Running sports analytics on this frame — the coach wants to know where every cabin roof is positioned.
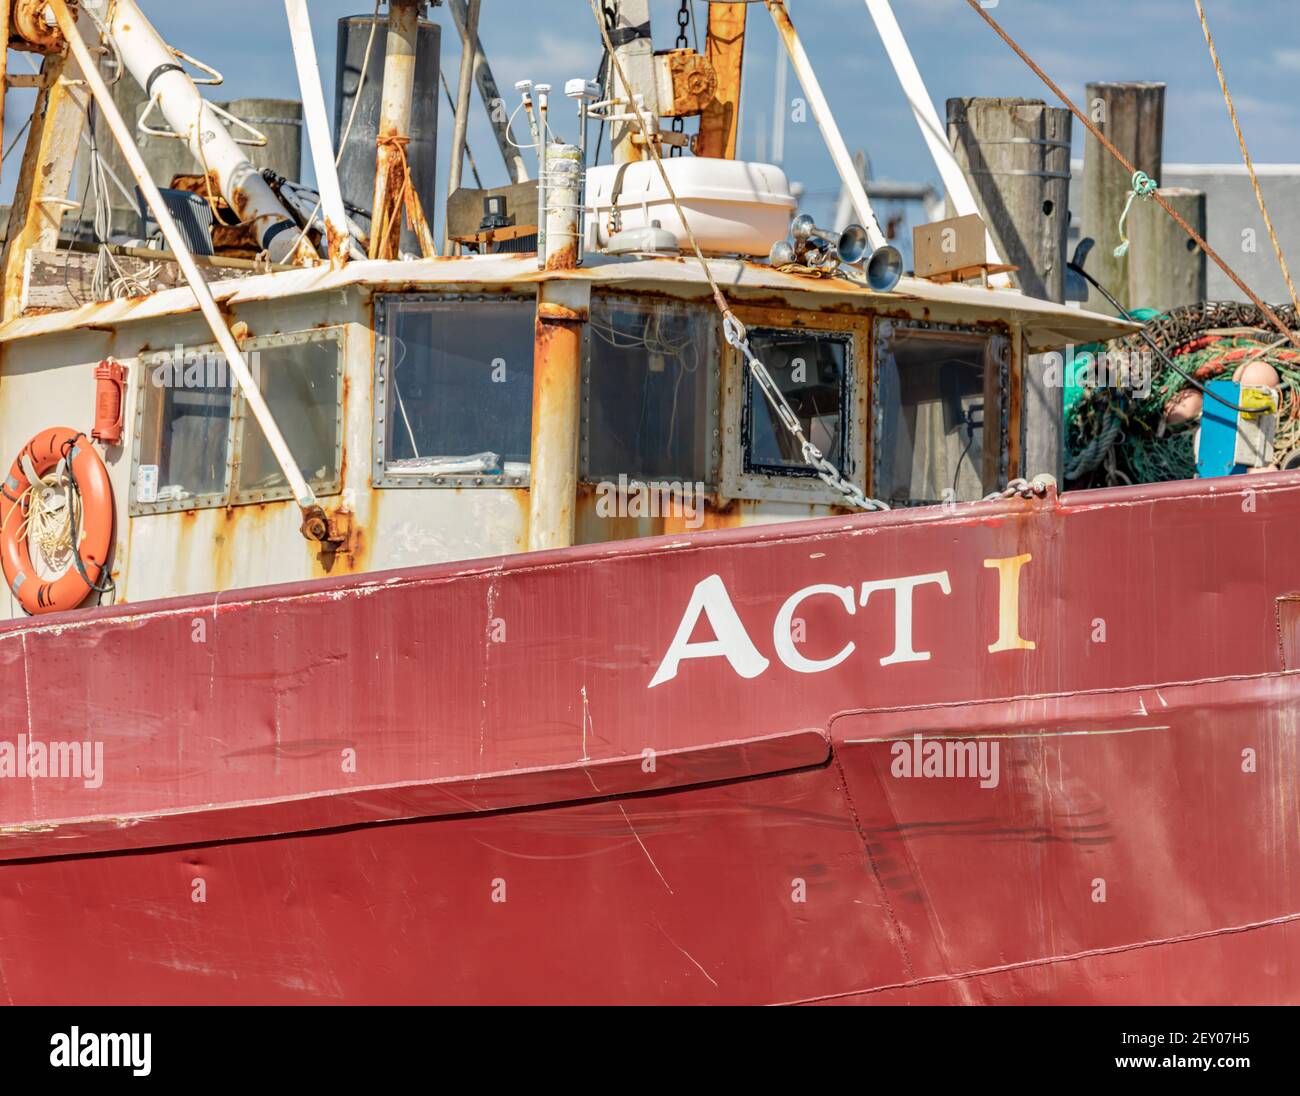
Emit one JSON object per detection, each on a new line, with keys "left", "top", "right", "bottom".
{"left": 0, "top": 252, "right": 1137, "bottom": 352}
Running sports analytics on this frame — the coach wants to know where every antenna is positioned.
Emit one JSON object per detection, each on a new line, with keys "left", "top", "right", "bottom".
{"left": 565, "top": 78, "right": 601, "bottom": 267}
{"left": 514, "top": 79, "right": 540, "bottom": 146}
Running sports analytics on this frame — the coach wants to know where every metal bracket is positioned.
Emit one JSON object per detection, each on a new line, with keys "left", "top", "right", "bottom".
{"left": 170, "top": 47, "right": 224, "bottom": 87}
{"left": 138, "top": 93, "right": 268, "bottom": 147}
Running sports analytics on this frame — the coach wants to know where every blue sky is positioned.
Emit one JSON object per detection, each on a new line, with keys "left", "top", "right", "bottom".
{"left": 3, "top": 0, "right": 1297, "bottom": 229}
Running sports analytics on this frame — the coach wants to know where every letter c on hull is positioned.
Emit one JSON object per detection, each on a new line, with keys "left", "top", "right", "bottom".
{"left": 773, "top": 584, "right": 856, "bottom": 673}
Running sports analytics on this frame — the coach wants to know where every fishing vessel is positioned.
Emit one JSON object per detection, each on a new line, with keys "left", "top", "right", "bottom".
{"left": 0, "top": 0, "right": 1296, "bottom": 1005}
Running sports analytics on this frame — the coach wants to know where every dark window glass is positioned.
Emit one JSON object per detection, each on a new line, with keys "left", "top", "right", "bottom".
{"left": 382, "top": 298, "right": 535, "bottom": 478}
{"left": 743, "top": 328, "right": 849, "bottom": 474}
{"left": 584, "top": 297, "right": 715, "bottom": 483}
{"left": 875, "top": 325, "right": 1007, "bottom": 504}
{"left": 138, "top": 360, "right": 232, "bottom": 503}
{"left": 237, "top": 339, "right": 342, "bottom": 498}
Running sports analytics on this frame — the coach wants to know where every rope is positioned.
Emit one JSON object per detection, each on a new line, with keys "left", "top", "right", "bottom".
{"left": 1065, "top": 408, "right": 1124, "bottom": 480}
{"left": 1113, "top": 170, "right": 1157, "bottom": 259}
{"left": 14, "top": 471, "right": 75, "bottom": 570}
{"left": 1194, "top": 0, "right": 1300, "bottom": 315}
{"left": 586, "top": 0, "right": 889, "bottom": 512}
{"left": 372, "top": 134, "right": 423, "bottom": 258}
{"left": 961, "top": 0, "right": 1300, "bottom": 353}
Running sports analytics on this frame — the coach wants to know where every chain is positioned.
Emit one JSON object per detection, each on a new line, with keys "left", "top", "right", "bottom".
{"left": 722, "top": 314, "right": 890, "bottom": 512}
{"left": 669, "top": 0, "right": 690, "bottom": 157}
{"left": 724, "top": 311, "right": 1058, "bottom": 511}
{"left": 586, "top": 0, "right": 1050, "bottom": 517}
{"left": 983, "top": 475, "right": 1057, "bottom": 501}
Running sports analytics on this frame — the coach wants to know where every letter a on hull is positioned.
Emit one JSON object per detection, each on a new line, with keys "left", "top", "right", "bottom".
{"left": 648, "top": 574, "right": 770, "bottom": 687}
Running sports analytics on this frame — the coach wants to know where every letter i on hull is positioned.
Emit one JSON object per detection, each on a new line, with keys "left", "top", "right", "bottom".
{"left": 984, "top": 554, "right": 1036, "bottom": 652}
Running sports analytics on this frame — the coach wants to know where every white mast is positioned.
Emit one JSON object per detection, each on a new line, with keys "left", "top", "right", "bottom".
{"left": 284, "top": 0, "right": 350, "bottom": 266}
{"left": 862, "top": 0, "right": 1010, "bottom": 284}
{"left": 766, "top": 1, "right": 887, "bottom": 251}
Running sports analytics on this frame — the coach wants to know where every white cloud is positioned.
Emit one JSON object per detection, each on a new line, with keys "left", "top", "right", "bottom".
{"left": 1272, "top": 48, "right": 1300, "bottom": 73}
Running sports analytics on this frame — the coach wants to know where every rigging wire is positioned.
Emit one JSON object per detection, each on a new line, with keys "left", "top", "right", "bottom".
{"left": 585, "top": 0, "right": 887, "bottom": 512}
{"left": 960, "top": 0, "right": 1300, "bottom": 353}
{"left": 1193, "top": 0, "right": 1299, "bottom": 315}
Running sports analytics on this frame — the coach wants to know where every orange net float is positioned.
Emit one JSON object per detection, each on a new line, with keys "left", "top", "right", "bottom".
{"left": 0, "top": 427, "right": 114, "bottom": 615}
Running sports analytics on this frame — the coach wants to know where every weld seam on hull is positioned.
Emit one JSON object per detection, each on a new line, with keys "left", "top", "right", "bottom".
{"left": 777, "top": 908, "right": 1300, "bottom": 1006}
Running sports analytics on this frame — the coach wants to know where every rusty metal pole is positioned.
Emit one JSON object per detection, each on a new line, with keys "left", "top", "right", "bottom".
{"left": 528, "top": 147, "right": 585, "bottom": 551}
{"left": 696, "top": 2, "right": 747, "bottom": 159}
{"left": 445, "top": 0, "right": 481, "bottom": 254}
{"left": 370, "top": 0, "right": 435, "bottom": 259}
{"left": 0, "top": 49, "right": 88, "bottom": 321}
{"left": 0, "top": 0, "right": 10, "bottom": 174}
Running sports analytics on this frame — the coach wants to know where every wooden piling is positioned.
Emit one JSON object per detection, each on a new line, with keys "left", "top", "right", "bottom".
{"left": 1081, "top": 81, "right": 1165, "bottom": 314}
{"left": 1128, "top": 186, "right": 1207, "bottom": 313}
{"left": 946, "top": 96, "right": 1072, "bottom": 481}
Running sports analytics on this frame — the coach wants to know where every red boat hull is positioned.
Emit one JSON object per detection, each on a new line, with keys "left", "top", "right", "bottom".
{"left": 2, "top": 475, "right": 1298, "bottom": 1004}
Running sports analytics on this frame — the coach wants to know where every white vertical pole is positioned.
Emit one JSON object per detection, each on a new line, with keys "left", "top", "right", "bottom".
{"left": 766, "top": 1, "right": 887, "bottom": 251}
{"left": 50, "top": 0, "right": 321, "bottom": 520}
{"left": 284, "top": 0, "right": 350, "bottom": 267}
{"left": 862, "top": 0, "right": 1010, "bottom": 285}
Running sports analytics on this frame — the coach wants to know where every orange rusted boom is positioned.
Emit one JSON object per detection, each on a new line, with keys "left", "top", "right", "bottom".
{"left": 696, "top": 2, "right": 747, "bottom": 159}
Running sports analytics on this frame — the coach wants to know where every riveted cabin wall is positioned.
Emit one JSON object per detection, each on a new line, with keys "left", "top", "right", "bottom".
{"left": 0, "top": 285, "right": 532, "bottom": 616}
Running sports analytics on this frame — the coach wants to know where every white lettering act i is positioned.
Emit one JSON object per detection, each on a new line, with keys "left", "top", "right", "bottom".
{"left": 648, "top": 555, "right": 1035, "bottom": 688}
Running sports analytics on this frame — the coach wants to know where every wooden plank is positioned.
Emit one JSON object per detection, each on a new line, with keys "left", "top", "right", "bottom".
{"left": 913, "top": 213, "right": 987, "bottom": 279}
{"left": 0, "top": 51, "right": 88, "bottom": 321}
{"left": 22, "top": 248, "right": 258, "bottom": 313}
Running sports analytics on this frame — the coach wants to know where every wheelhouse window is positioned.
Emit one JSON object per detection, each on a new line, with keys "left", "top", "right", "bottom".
{"left": 373, "top": 294, "right": 535, "bottom": 487}
{"left": 874, "top": 321, "right": 1008, "bottom": 505}
{"left": 742, "top": 327, "right": 850, "bottom": 475}
{"left": 233, "top": 338, "right": 342, "bottom": 503}
{"left": 582, "top": 296, "right": 718, "bottom": 484}
{"left": 132, "top": 327, "right": 344, "bottom": 513}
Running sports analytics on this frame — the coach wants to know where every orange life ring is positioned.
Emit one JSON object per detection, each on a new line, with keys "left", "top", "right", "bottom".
{"left": 0, "top": 427, "right": 114, "bottom": 614}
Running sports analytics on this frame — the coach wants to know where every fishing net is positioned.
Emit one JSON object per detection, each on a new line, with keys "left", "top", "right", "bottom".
{"left": 1064, "top": 301, "right": 1300, "bottom": 488}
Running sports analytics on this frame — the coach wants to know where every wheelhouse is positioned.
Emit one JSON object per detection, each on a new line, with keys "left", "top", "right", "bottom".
{"left": 0, "top": 252, "right": 1131, "bottom": 614}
